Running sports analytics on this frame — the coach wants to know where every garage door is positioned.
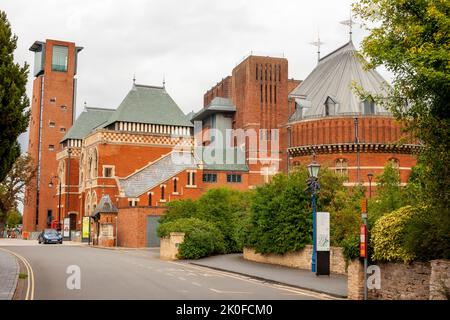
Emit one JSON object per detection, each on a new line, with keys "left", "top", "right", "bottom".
{"left": 146, "top": 216, "right": 161, "bottom": 247}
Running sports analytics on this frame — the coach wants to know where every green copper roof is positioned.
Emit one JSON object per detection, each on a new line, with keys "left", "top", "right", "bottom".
{"left": 61, "top": 107, "right": 114, "bottom": 142}
{"left": 103, "top": 84, "right": 193, "bottom": 128}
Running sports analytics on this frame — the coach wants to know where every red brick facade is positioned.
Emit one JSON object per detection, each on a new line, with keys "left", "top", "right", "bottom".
{"left": 23, "top": 40, "right": 81, "bottom": 232}
{"left": 23, "top": 40, "right": 419, "bottom": 246}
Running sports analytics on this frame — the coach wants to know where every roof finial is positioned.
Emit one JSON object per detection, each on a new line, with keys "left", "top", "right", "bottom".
{"left": 163, "top": 73, "right": 166, "bottom": 88}
{"left": 340, "top": 9, "right": 354, "bottom": 42}
{"left": 133, "top": 74, "right": 136, "bottom": 85}
{"left": 309, "top": 30, "right": 324, "bottom": 63}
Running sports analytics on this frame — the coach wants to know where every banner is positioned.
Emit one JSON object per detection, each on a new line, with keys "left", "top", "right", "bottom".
{"left": 82, "top": 217, "right": 90, "bottom": 239}
{"left": 63, "top": 218, "right": 70, "bottom": 238}
{"left": 316, "top": 212, "right": 330, "bottom": 251}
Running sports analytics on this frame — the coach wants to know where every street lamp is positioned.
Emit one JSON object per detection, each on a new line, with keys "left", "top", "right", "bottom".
{"left": 49, "top": 176, "right": 62, "bottom": 231}
{"left": 367, "top": 172, "right": 373, "bottom": 198}
{"left": 307, "top": 156, "right": 320, "bottom": 273}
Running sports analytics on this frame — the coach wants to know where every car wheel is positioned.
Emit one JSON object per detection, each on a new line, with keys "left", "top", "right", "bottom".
{"left": 38, "top": 240, "right": 41, "bottom": 244}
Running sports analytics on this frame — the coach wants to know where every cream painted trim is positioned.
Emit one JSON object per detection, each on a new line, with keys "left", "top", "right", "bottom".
{"left": 343, "top": 182, "right": 408, "bottom": 187}
{"left": 328, "top": 166, "right": 412, "bottom": 171}
{"left": 185, "top": 185, "right": 197, "bottom": 188}
{"left": 247, "top": 158, "right": 281, "bottom": 162}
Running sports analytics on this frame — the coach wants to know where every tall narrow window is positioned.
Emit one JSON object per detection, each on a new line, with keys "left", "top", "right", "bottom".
{"left": 274, "top": 85, "right": 277, "bottom": 104}
{"left": 265, "top": 64, "right": 267, "bottom": 80}
{"left": 260, "top": 84, "right": 263, "bottom": 103}
{"left": 269, "top": 85, "right": 272, "bottom": 103}
{"left": 52, "top": 45, "right": 68, "bottom": 72}
{"left": 173, "top": 179, "right": 178, "bottom": 193}
{"left": 161, "top": 186, "right": 165, "bottom": 200}
{"left": 269, "top": 65, "right": 272, "bottom": 81}
{"left": 148, "top": 193, "right": 152, "bottom": 206}
{"left": 265, "top": 84, "right": 267, "bottom": 103}
{"left": 187, "top": 171, "right": 196, "bottom": 186}
{"left": 256, "top": 64, "right": 258, "bottom": 80}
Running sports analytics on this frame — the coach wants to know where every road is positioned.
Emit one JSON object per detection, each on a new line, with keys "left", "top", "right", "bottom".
{"left": 0, "top": 240, "right": 327, "bottom": 300}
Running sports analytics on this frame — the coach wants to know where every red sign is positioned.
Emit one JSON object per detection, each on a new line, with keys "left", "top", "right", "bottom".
{"left": 360, "top": 224, "right": 367, "bottom": 258}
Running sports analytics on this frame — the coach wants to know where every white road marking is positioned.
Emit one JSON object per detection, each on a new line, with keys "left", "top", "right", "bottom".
{"left": 210, "top": 288, "right": 252, "bottom": 295}
{"left": 0, "top": 248, "right": 35, "bottom": 300}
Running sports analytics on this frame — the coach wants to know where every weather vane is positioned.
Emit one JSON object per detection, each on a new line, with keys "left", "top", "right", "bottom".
{"left": 340, "top": 9, "right": 354, "bottom": 41}
{"left": 309, "top": 31, "right": 324, "bottom": 62}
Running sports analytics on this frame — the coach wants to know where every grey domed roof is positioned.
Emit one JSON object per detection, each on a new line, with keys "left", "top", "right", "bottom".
{"left": 289, "top": 41, "right": 390, "bottom": 122}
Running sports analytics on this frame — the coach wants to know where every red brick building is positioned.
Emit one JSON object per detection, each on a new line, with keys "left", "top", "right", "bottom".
{"left": 23, "top": 39, "right": 420, "bottom": 246}
{"left": 23, "top": 40, "right": 83, "bottom": 232}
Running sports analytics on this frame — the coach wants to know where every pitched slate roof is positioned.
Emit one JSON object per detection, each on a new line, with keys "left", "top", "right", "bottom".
{"left": 61, "top": 107, "right": 114, "bottom": 142}
{"left": 191, "top": 97, "right": 236, "bottom": 122}
{"left": 103, "top": 84, "right": 193, "bottom": 128}
{"left": 92, "top": 194, "right": 118, "bottom": 215}
{"left": 118, "top": 152, "right": 198, "bottom": 198}
{"left": 289, "top": 41, "right": 390, "bottom": 122}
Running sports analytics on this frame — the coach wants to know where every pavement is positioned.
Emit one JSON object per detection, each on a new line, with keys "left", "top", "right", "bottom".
{"left": 0, "top": 249, "right": 19, "bottom": 300}
{"left": 188, "top": 254, "right": 347, "bottom": 298}
{"left": 0, "top": 239, "right": 332, "bottom": 300}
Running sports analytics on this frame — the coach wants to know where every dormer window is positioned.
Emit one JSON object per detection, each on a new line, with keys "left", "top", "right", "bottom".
{"left": 363, "top": 97, "right": 375, "bottom": 115}
{"left": 324, "top": 96, "right": 337, "bottom": 116}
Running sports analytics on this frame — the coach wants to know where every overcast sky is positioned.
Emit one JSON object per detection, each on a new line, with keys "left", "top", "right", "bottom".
{"left": 2, "top": 0, "right": 390, "bottom": 152}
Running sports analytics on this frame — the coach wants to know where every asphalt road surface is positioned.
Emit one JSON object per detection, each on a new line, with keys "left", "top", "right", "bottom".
{"left": 0, "top": 241, "right": 329, "bottom": 300}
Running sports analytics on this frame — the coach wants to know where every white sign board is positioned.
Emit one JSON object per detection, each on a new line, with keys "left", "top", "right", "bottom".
{"left": 316, "top": 212, "right": 330, "bottom": 251}
{"left": 63, "top": 218, "right": 70, "bottom": 237}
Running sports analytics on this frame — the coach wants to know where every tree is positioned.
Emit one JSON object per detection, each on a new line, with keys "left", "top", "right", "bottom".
{"left": 0, "top": 153, "right": 36, "bottom": 226}
{"left": 353, "top": 0, "right": 450, "bottom": 212}
{"left": 6, "top": 209, "right": 21, "bottom": 227}
{"left": 0, "top": 11, "right": 30, "bottom": 182}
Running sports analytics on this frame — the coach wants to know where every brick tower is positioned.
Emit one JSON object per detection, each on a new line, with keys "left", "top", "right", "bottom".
{"left": 23, "top": 40, "right": 82, "bottom": 232}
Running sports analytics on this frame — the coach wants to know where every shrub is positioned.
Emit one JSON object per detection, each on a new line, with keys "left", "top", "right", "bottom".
{"left": 402, "top": 208, "right": 450, "bottom": 261}
{"left": 247, "top": 172, "right": 311, "bottom": 254}
{"left": 159, "top": 199, "right": 198, "bottom": 224}
{"left": 342, "top": 234, "right": 360, "bottom": 261}
{"left": 197, "top": 188, "right": 252, "bottom": 253}
{"left": 371, "top": 206, "right": 419, "bottom": 263}
{"left": 157, "top": 218, "right": 225, "bottom": 259}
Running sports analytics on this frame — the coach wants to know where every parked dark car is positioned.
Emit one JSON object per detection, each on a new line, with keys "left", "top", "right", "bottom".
{"left": 38, "top": 229, "right": 63, "bottom": 244}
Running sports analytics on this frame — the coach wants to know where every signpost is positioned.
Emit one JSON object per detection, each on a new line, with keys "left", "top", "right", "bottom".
{"left": 82, "top": 216, "right": 90, "bottom": 242}
{"left": 361, "top": 198, "right": 368, "bottom": 300}
{"left": 63, "top": 217, "right": 70, "bottom": 240}
{"left": 316, "top": 211, "right": 330, "bottom": 275}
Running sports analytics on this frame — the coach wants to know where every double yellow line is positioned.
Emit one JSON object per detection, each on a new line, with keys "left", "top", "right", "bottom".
{"left": 0, "top": 248, "right": 35, "bottom": 300}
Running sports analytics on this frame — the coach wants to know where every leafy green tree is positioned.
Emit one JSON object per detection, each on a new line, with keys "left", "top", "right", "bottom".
{"left": 0, "top": 153, "right": 35, "bottom": 226}
{"left": 369, "top": 162, "right": 404, "bottom": 223}
{"left": 197, "top": 188, "right": 252, "bottom": 252}
{"left": 0, "top": 11, "right": 30, "bottom": 182}
{"left": 247, "top": 171, "right": 311, "bottom": 254}
{"left": 6, "top": 209, "right": 21, "bottom": 227}
{"left": 159, "top": 199, "right": 198, "bottom": 224}
{"left": 354, "top": 0, "right": 450, "bottom": 215}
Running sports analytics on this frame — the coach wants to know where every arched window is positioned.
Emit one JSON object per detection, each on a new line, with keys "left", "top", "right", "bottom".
{"left": 161, "top": 186, "right": 165, "bottom": 200}
{"left": 335, "top": 159, "right": 348, "bottom": 179}
{"left": 363, "top": 97, "right": 375, "bottom": 115}
{"left": 148, "top": 193, "right": 152, "bottom": 206}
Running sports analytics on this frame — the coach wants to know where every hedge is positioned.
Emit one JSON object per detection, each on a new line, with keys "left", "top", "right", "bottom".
{"left": 157, "top": 218, "right": 225, "bottom": 259}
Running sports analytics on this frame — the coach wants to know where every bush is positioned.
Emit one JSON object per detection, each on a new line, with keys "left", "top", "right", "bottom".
{"left": 157, "top": 218, "right": 225, "bottom": 259}
{"left": 159, "top": 199, "right": 198, "bottom": 224}
{"left": 402, "top": 208, "right": 450, "bottom": 261}
{"left": 371, "top": 206, "right": 419, "bottom": 263}
{"left": 247, "top": 172, "right": 311, "bottom": 255}
{"left": 196, "top": 188, "right": 252, "bottom": 253}
{"left": 342, "top": 234, "right": 360, "bottom": 261}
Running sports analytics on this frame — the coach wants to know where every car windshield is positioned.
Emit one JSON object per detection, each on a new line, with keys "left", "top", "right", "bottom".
{"left": 44, "top": 229, "right": 58, "bottom": 235}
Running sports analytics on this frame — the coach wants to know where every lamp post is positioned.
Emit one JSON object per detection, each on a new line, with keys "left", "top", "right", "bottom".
{"left": 307, "top": 156, "right": 321, "bottom": 273}
{"left": 367, "top": 172, "right": 373, "bottom": 198}
{"left": 48, "top": 176, "right": 62, "bottom": 231}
